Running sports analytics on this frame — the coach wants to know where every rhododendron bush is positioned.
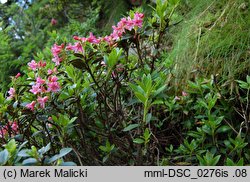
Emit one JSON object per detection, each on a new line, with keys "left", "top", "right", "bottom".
{"left": 0, "top": 7, "right": 172, "bottom": 165}
{"left": 1, "top": 0, "right": 249, "bottom": 166}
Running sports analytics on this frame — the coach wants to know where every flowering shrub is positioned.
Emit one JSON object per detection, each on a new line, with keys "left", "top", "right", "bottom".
{"left": 1, "top": 10, "right": 152, "bottom": 165}
{"left": 0, "top": 0, "right": 249, "bottom": 166}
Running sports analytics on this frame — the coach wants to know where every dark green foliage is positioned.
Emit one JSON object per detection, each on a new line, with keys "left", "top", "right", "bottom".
{"left": 0, "top": 0, "right": 249, "bottom": 166}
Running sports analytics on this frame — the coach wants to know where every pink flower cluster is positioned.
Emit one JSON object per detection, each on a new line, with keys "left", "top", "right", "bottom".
{"left": 64, "top": 12, "right": 145, "bottom": 55}
{"left": 28, "top": 60, "right": 47, "bottom": 71}
{"left": 0, "top": 121, "right": 18, "bottom": 138}
{"left": 7, "top": 87, "right": 15, "bottom": 100}
{"left": 7, "top": 12, "right": 144, "bottom": 112}
{"left": 25, "top": 59, "right": 61, "bottom": 111}
{"left": 66, "top": 42, "right": 83, "bottom": 53}
{"left": 51, "top": 44, "right": 64, "bottom": 65}
{"left": 110, "top": 12, "right": 144, "bottom": 41}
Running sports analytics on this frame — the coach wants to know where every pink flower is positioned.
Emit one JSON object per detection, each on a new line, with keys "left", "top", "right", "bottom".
{"left": 73, "top": 36, "right": 87, "bottom": 43}
{"left": 36, "top": 77, "right": 46, "bottom": 85}
{"left": 81, "top": 37, "right": 87, "bottom": 42}
{"left": 7, "top": 87, "right": 15, "bottom": 100}
{"left": 26, "top": 101, "right": 36, "bottom": 111}
{"left": 0, "top": 127, "right": 7, "bottom": 138}
{"left": 47, "top": 67, "right": 57, "bottom": 75}
{"left": 73, "top": 36, "right": 81, "bottom": 41}
{"left": 37, "top": 96, "right": 49, "bottom": 109}
{"left": 110, "top": 30, "right": 123, "bottom": 40}
{"left": 111, "top": 23, "right": 125, "bottom": 40}
{"left": 49, "top": 76, "right": 58, "bottom": 82}
{"left": 11, "top": 121, "right": 18, "bottom": 132}
{"left": 124, "top": 17, "right": 134, "bottom": 31}
{"left": 66, "top": 42, "right": 83, "bottom": 53}
{"left": 87, "top": 32, "right": 100, "bottom": 44}
{"left": 28, "top": 60, "right": 38, "bottom": 71}
{"left": 29, "top": 84, "right": 42, "bottom": 95}
{"left": 118, "top": 18, "right": 127, "bottom": 27}
{"left": 47, "top": 69, "right": 53, "bottom": 75}
{"left": 182, "top": 91, "right": 188, "bottom": 97}
{"left": 48, "top": 117, "right": 52, "bottom": 121}
{"left": 51, "top": 43, "right": 64, "bottom": 58}
{"left": 15, "top": 73, "right": 21, "bottom": 79}
{"left": 134, "top": 12, "right": 144, "bottom": 19}
{"left": 51, "top": 18, "right": 57, "bottom": 25}
{"left": 47, "top": 82, "right": 60, "bottom": 92}
{"left": 52, "top": 56, "right": 62, "bottom": 66}
{"left": 101, "top": 60, "right": 106, "bottom": 66}
{"left": 133, "top": 12, "right": 144, "bottom": 28}
{"left": 38, "top": 60, "right": 47, "bottom": 68}
{"left": 103, "top": 35, "right": 113, "bottom": 45}
{"left": 174, "top": 96, "right": 181, "bottom": 101}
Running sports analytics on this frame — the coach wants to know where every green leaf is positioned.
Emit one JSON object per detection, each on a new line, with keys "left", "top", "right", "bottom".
{"left": 0, "top": 149, "right": 9, "bottom": 165}
{"left": 169, "top": 0, "right": 179, "bottom": 6}
{"left": 59, "top": 162, "right": 77, "bottom": 166}
{"left": 153, "top": 85, "right": 167, "bottom": 97}
{"left": 143, "top": 74, "right": 153, "bottom": 93}
{"left": 236, "top": 80, "right": 249, "bottom": 89}
{"left": 226, "top": 158, "right": 235, "bottom": 166}
{"left": 69, "top": 117, "right": 78, "bottom": 125}
{"left": 133, "top": 138, "right": 144, "bottom": 144}
{"left": 59, "top": 148, "right": 72, "bottom": 158}
{"left": 65, "top": 65, "right": 75, "bottom": 80}
{"left": 59, "top": 92, "right": 70, "bottom": 100}
{"left": 202, "top": 125, "right": 212, "bottom": 135}
{"left": 106, "top": 48, "right": 122, "bottom": 68}
{"left": 99, "top": 146, "right": 107, "bottom": 152}
{"left": 197, "top": 155, "right": 206, "bottom": 166}
{"left": 134, "top": 92, "right": 147, "bottom": 104}
{"left": 48, "top": 148, "right": 72, "bottom": 164}
{"left": 123, "top": 124, "right": 140, "bottom": 132}
{"left": 13, "top": 101, "right": 18, "bottom": 108}
{"left": 5, "top": 139, "right": 16, "bottom": 154}
{"left": 22, "top": 158, "right": 38, "bottom": 166}
{"left": 146, "top": 113, "right": 152, "bottom": 124}
{"left": 38, "top": 143, "right": 51, "bottom": 155}
{"left": 246, "top": 75, "right": 250, "bottom": 84}
{"left": 197, "top": 99, "right": 208, "bottom": 109}
{"left": 70, "top": 59, "right": 86, "bottom": 69}
{"left": 152, "top": 100, "right": 164, "bottom": 105}
{"left": 216, "top": 125, "right": 231, "bottom": 133}
{"left": 103, "top": 155, "right": 109, "bottom": 163}
{"left": 0, "top": 93, "right": 5, "bottom": 104}
{"left": 237, "top": 158, "right": 244, "bottom": 166}
{"left": 188, "top": 81, "right": 199, "bottom": 90}
{"left": 129, "top": 83, "right": 145, "bottom": 95}
{"left": 18, "top": 149, "right": 31, "bottom": 157}
{"left": 74, "top": 53, "right": 84, "bottom": 58}
{"left": 143, "top": 128, "right": 151, "bottom": 141}
{"left": 52, "top": 115, "right": 58, "bottom": 122}
{"left": 211, "top": 155, "right": 221, "bottom": 166}
{"left": 225, "top": 158, "right": 243, "bottom": 166}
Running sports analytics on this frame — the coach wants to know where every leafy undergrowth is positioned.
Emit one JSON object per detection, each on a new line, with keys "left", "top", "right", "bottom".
{"left": 0, "top": 0, "right": 249, "bottom": 166}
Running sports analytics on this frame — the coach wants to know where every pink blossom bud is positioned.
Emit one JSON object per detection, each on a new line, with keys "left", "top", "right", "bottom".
{"left": 51, "top": 18, "right": 57, "bottom": 25}
{"left": 182, "top": 91, "right": 188, "bottom": 97}
{"left": 15, "top": 73, "right": 21, "bottom": 79}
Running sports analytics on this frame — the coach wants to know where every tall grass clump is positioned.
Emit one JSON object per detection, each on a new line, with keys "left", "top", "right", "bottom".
{"left": 169, "top": 0, "right": 250, "bottom": 92}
